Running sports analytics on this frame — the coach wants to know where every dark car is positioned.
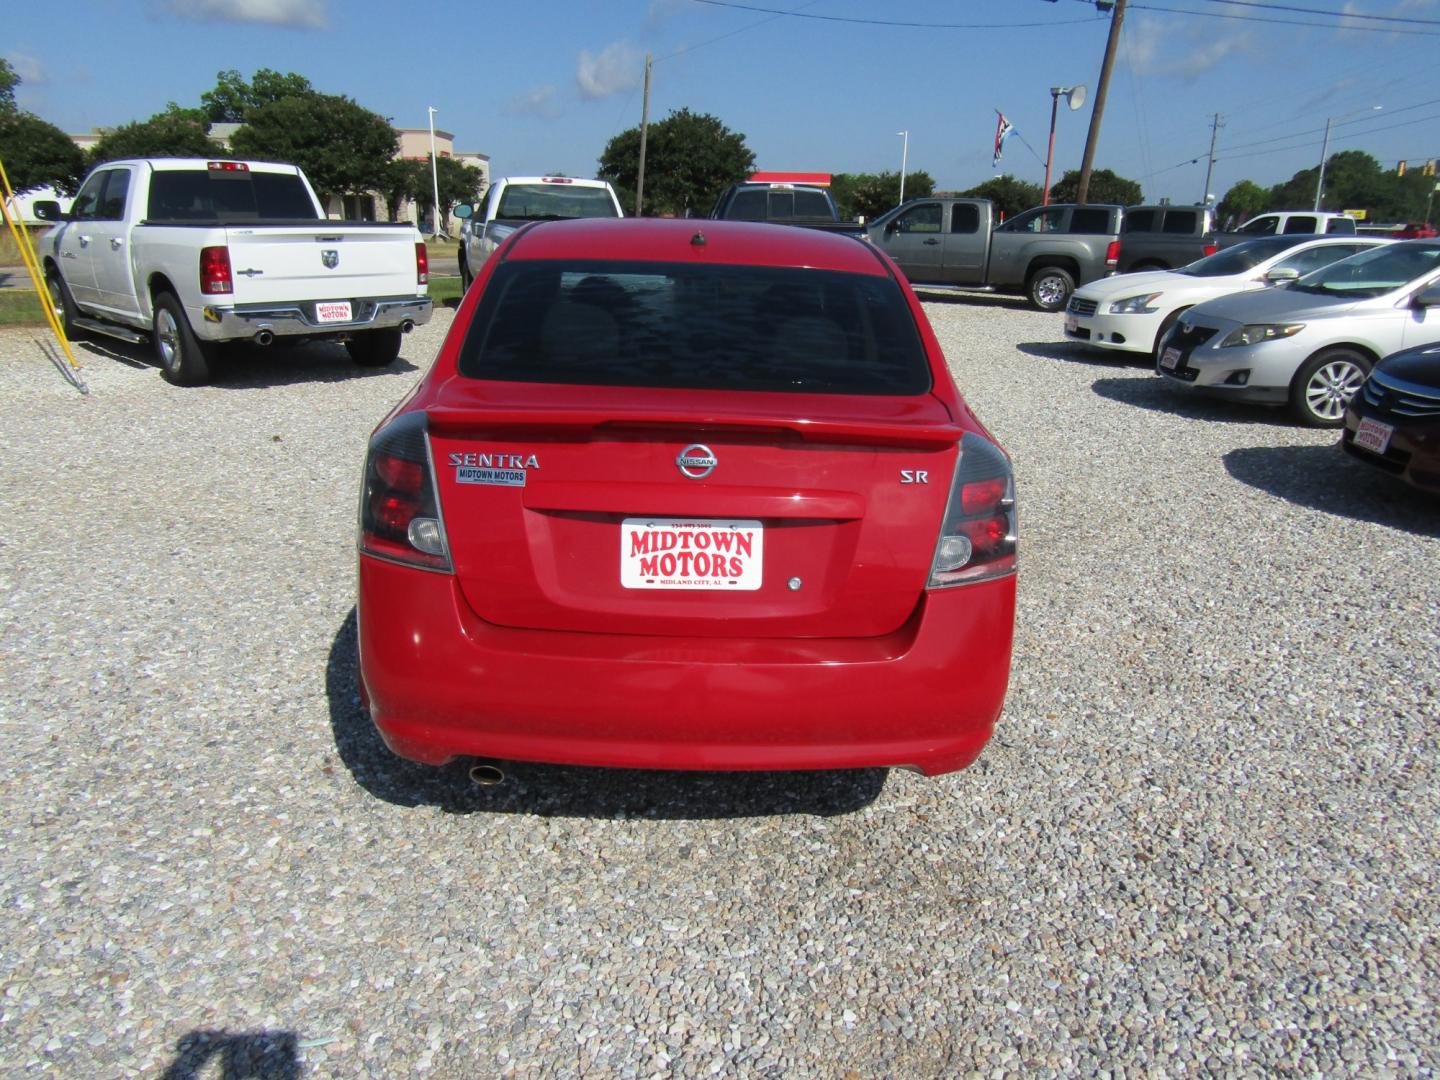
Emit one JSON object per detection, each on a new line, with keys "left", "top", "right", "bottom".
{"left": 1341, "top": 342, "right": 1440, "bottom": 493}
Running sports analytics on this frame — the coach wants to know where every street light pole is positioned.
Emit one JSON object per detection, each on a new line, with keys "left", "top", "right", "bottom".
{"left": 427, "top": 106, "right": 441, "bottom": 238}
{"left": 1315, "top": 105, "right": 1381, "bottom": 211}
{"left": 897, "top": 131, "right": 909, "bottom": 205}
{"left": 1043, "top": 88, "right": 1062, "bottom": 207}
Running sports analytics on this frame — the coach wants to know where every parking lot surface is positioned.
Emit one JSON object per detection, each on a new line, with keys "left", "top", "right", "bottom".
{"left": 1, "top": 299, "right": 1436, "bottom": 1077}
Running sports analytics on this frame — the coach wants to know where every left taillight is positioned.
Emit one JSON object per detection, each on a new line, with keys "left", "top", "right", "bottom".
{"left": 927, "top": 433, "right": 1017, "bottom": 589}
{"left": 415, "top": 242, "right": 429, "bottom": 286}
{"left": 1105, "top": 240, "right": 1120, "bottom": 268}
{"left": 200, "top": 245, "right": 233, "bottom": 295}
{"left": 359, "top": 413, "right": 451, "bottom": 572}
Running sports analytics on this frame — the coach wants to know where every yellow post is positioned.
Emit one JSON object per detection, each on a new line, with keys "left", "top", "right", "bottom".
{"left": 0, "top": 156, "right": 83, "bottom": 373}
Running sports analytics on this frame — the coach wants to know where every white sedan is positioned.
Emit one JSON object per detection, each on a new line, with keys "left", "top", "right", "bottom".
{"left": 1062, "top": 236, "right": 1387, "bottom": 360}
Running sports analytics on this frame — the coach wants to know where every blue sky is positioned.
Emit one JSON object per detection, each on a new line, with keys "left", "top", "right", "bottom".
{"left": 5, "top": 0, "right": 1439, "bottom": 204}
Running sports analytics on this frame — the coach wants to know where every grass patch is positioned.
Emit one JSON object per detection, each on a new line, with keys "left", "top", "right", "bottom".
{"left": 429, "top": 277, "right": 463, "bottom": 305}
{"left": 0, "top": 289, "right": 50, "bottom": 328}
{"left": 0, "top": 226, "right": 49, "bottom": 267}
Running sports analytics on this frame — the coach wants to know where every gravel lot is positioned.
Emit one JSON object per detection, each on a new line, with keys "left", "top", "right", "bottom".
{"left": 1, "top": 296, "right": 1436, "bottom": 1078}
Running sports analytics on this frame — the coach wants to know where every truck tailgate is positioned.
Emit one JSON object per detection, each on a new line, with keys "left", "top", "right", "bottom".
{"left": 224, "top": 226, "right": 418, "bottom": 305}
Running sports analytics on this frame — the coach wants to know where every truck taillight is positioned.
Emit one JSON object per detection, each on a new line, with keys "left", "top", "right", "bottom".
{"left": 200, "top": 246, "right": 233, "bottom": 295}
{"left": 928, "top": 433, "right": 1017, "bottom": 589}
{"left": 359, "top": 413, "right": 451, "bottom": 572}
{"left": 415, "top": 242, "right": 429, "bottom": 285}
{"left": 1105, "top": 240, "right": 1120, "bottom": 268}
{"left": 1202, "top": 242, "right": 1217, "bottom": 257}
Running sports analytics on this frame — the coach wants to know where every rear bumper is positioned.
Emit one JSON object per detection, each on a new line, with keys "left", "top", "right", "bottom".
{"left": 198, "top": 295, "right": 433, "bottom": 342}
{"left": 356, "top": 557, "right": 1015, "bottom": 776}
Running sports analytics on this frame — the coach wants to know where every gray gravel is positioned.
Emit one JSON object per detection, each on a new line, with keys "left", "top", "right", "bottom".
{"left": 1, "top": 297, "right": 1437, "bottom": 1078}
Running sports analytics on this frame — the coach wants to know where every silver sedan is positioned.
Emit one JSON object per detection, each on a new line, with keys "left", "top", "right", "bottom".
{"left": 1156, "top": 240, "right": 1440, "bottom": 425}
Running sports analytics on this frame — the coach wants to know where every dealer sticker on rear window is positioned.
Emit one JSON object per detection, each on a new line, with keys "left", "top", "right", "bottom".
{"left": 621, "top": 518, "right": 763, "bottom": 590}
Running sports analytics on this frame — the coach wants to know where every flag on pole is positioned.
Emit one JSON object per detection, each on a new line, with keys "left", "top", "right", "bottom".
{"left": 993, "top": 111, "right": 1014, "bottom": 168}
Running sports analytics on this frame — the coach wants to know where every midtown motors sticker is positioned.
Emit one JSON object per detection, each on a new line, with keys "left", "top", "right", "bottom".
{"left": 449, "top": 451, "right": 539, "bottom": 488}
{"left": 620, "top": 518, "right": 763, "bottom": 590}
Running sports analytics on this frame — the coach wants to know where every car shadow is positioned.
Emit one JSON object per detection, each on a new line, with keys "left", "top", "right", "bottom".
{"left": 912, "top": 288, "right": 1032, "bottom": 312}
{"left": 71, "top": 336, "right": 419, "bottom": 387}
{"left": 1223, "top": 443, "right": 1440, "bottom": 536}
{"left": 1090, "top": 375, "right": 1299, "bottom": 426}
{"left": 160, "top": 1028, "right": 301, "bottom": 1080}
{"left": 1016, "top": 341, "right": 1154, "bottom": 369}
{"left": 326, "top": 609, "right": 888, "bottom": 819}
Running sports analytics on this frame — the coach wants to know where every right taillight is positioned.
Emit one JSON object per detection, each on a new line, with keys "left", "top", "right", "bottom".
{"left": 1202, "top": 242, "right": 1217, "bottom": 257}
{"left": 415, "top": 241, "right": 429, "bottom": 285}
{"left": 928, "top": 433, "right": 1017, "bottom": 588}
{"left": 359, "top": 413, "right": 451, "bottom": 572}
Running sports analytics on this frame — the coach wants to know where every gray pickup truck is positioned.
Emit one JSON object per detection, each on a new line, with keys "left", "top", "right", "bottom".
{"left": 1114, "top": 204, "right": 1218, "bottom": 272}
{"left": 866, "top": 199, "right": 1122, "bottom": 311}
{"left": 709, "top": 182, "right": 866, "bottom": 237}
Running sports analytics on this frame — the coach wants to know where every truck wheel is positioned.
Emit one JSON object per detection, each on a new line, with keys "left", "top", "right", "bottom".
{"left": 1028, "top": 267, "right": 1075, "bottom": 312}
{"left": 346, "top": 328, "right": 403, "bottom": 367}
{"left": 46, "top": 266, "right": 80, "bottom": 337}
{"left": 1289, "top": 347, "right": 1370, "bottom": 427}
{"left": 152, "top": 292, "right": 215, "bottom": 386}
{"left": 458, "top": 250, "right": 472, "bottom": 292}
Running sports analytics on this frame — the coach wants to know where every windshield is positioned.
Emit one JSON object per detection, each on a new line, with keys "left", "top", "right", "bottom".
{"left": 1288, "top": 242, "right": 1440, "bottom": 299}
{"left": 494, "top": 184, "right": 619, "bottom": 221}
{"left": 1177, "top": 238, "right": 1298, "bottom": 277}
{"left": 458, "top": 260, "right": 931, "bottom": 395}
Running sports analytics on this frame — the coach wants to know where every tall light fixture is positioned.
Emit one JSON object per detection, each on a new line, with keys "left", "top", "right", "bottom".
{"left": 896, "top": 131, "right": 909, "bottom": 205}
{"left": 1314, "top": 104, "right": 1381, "bottom": 212}
{"left": 427, "top": 106, "right": 442, "bottom": 238}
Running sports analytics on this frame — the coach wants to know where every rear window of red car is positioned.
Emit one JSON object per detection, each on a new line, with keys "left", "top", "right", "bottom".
{"left": 456, "top": 260, "right": 932, "bottom": 395}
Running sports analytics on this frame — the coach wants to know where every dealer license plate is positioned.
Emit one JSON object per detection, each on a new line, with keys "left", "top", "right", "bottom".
{"left": 1064, "top": 315, "right": 1078, "bottom": 334}
{"left": 1354, "top": 417, "right": 1394, "bottom": 455}
{"left": 620, "top": 518, "right": 763, "bottom": 591}
{"left": 1160, "top": 346, "right": 1182, "bottom": 371}
{"left": 315, "top": 301, "right": 353, "bottom": 324}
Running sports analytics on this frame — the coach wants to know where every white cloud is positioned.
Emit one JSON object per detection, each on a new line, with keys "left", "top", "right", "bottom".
{"left": 506, "top": 85, "right": 562, "bottom": 119}
{"left": 576, "top": 41, "right": 644, "bottom": 101}
{"left": 163, "top": 0, "right": 327, "bottom": 30}
{"left": 1124, "top": 15, "right": 1253, "bottom": 79}
{"left": 4, "top": 52, "right": 46, "bottom": 85}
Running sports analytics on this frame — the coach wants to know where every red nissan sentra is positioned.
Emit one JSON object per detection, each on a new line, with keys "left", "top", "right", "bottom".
{"left": 357, "top": 218, "right": 1016, "bottom": 776}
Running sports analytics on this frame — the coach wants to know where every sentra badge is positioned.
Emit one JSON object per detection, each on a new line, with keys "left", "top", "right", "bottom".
{"left": 450, "top": 451, "right": 540, "bottom": 488}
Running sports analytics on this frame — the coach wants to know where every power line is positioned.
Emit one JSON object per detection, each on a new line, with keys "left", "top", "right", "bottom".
{"left": 1178, "top": 0, "right": 1440, "bottom": 27}
{"left": 1128, "top": 3, "right": 1440, "bottom": 34}
{"left": 687, "top": 0, "right": 1101, "bottom": 30}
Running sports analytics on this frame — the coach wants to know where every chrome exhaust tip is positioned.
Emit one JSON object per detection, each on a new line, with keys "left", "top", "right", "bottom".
{"left": 400, "top": 319, "right": 415, "bottom": 334}
{"left": 253, "top": 328, "right": 274, "bottom": 346}
{"left": 468, "top": 762, "right": 505, "bottom": 787}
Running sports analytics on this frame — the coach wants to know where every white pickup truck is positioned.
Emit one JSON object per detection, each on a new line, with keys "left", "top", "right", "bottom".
{"left": 453, "top": 176, "right": 623, "bottom": 290}
{"left": 35, "top": 158, "right": 432, "bottom": 386}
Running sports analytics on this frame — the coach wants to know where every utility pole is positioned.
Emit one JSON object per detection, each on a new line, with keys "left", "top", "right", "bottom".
{"left": 1201, "top": 113, "right": 1224, "bottom": 205}
{"left": 635, "top": 53, "right": 652, "bottom": 217}
{"left": 1075, "top": 0, "right": 1126, "bottom": 205}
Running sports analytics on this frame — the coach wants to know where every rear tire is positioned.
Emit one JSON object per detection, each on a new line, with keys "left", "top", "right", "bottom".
{"left": 1028, "top": 266, "right": 1075, "bottom": 312}
{"left": 1289, "top": 347, "right": 1370, "bottom": 427}
{"left": 152, "top": 291, "right": 215, "bottom": 387}
{"left": 45, "top": 266, "right": 79, "bottom": 337}
{"left": 346, "top": 328, "right": 403, "bottom": 367}
{"left": 458, "top": 249, "right": 472, "bottom": 292}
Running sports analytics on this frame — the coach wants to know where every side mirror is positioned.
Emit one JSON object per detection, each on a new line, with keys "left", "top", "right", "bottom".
{"left": 452, "top": 203, "right": 473, "bottom": 220}
{"left": 1264, "top": 267, "right": 1300, "bottom": 284}
{"left": 1412, "top": 281, "right": 1440, "bottom": 308}
{"left": 32, "top": 200, "right": 63, "bottom": 222}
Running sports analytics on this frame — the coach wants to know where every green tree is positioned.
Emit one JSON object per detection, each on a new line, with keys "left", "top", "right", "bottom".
{"left": 1049, "top": 168, "right": 1141, "bottom": 206}
{"left": 0, "top": 58, "right": 17, "bottom": 116}
{"left": 230, "top": 92, "right": 398, "bottom": 205}
{"left": 1217, "top": 179, "right": 1270, "bottom": 228}
{"left": 598, "top": 108, "right": 754, "bottom": 217}
{"left": 0, "top": 111, "right": 86, "bottom": 194}
{"left": 959, "top": 174, "right": 1044, "bottom": 220}
{"left": 380, "top": 158, "right": 428, "bottom": 223}
{"left": 201, "top": 68, "right": 314, "bottom": 123}
{"left": 87, "top": 106, "right": 215, "bottom": 166}
{"left": 831, "top": 171, "right": 934, "bottom": 221}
